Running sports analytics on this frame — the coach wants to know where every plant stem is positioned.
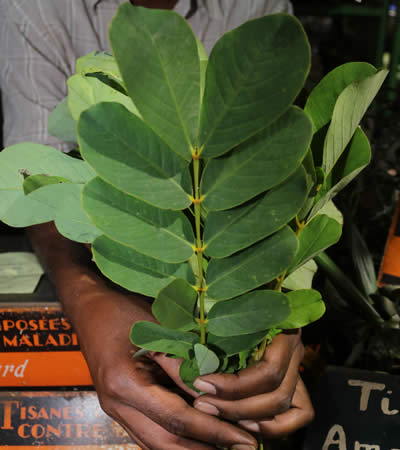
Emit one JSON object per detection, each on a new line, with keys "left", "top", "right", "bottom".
{"left": 193, "top": 153, "right": 206, "bottom": 344}
{"left": 253, "top": 216, "right": 303, "bottom": 362}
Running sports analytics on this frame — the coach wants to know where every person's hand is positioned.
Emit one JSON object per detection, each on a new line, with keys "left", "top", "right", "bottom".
{"left": 185, "top": 331, "right": 315, "bottom": 442}
{"left": 28, "top": 224, "right": 311, "bottom": 449}
{"left": 81, "top": 290, "right": 313, "bottom": 449}
{"left": 76, "top": 287, "right": 260, "bottom": 450}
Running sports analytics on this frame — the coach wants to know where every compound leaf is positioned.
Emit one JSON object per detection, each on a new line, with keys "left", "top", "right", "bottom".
{"left": 0, "top": 143, "right": 94, "bottom": 222}
{"left": 207, "top": 226, "right": 298, "bottom": 300}
{"left": 92, "top": 235, "right": 195, "bottom": 297}
{"left": 322, "top": 69, "right": 387, "bottom": 176}
{"left": 204, "top": 166, "right": 308, "bottom": 258}
{"left": 78, "top": 102, "right": 191, "bottom": 210}
{"left": 277, "top": 289, "right": 325, "bottom": 329}
{"left": 152, "top": 279, "right": 198, "bottom": 331}
{"left": 130, "top": 321, "right": 199, "bottom": 359}
{"left": 110, "top": 4, "right": 201, "bottom": 160}
{"left": 208, "top": 290, "right": 290, "bottom": 336}
{"left": 68, "top": 74, "right": 139, "bottom": 120}
{"left": 201, "top": 107, "right": 311, "bottom": 211}
{"left": 82, "top": 177, "right": 194, "bottom": 263}
{"left": 198, "top": 14, "right": 310, "bottom": 158}
{"left": 194, "top": 344, "right": 220, "bottom": 375}
{"left": 304, "top": 62, "right": 377, "bottom": 133}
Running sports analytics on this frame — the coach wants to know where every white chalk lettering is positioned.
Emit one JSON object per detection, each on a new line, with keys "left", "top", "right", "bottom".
{"left": 348, "top": 380, "right": 385, "bottom": 411}
{"left": 322, "top": 424, "right": 347, "bottom": 450}
{"left": 381, "top": 391, "right": 399, "bottom": 416}
{"left": 354, "top": 442, "right": 380, "bottom": 450}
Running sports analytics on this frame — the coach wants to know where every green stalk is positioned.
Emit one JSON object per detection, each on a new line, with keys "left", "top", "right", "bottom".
{"left": 253, "top": 216, "right": 303, "bottom": 362}
{"left": 193, "top": 153, "right": 206, "bottom": 344}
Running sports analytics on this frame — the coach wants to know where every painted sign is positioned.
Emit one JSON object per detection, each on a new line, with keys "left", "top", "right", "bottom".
{"left": 0, "top": 305, "right": 92, "bottom": 387}
{"left": 0, "top": 391, "right": 140, "bottom": 448}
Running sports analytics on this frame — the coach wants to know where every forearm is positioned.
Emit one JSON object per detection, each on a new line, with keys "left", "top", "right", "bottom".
{"left": 27, "top": 222, "right": 152, "bottom": 355}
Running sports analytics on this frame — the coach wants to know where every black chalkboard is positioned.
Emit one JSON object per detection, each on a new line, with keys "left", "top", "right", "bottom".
{"left": 303, "top": 366, "right": 400, "bottom": 450}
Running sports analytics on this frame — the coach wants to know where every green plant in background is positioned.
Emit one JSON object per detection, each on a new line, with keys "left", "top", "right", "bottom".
{"left": 0, "top": 3, "right": 387, "bottom": 387}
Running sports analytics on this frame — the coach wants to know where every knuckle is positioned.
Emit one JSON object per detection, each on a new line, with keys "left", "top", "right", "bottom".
{"left": 276, "top": 392, "right": 292, "bottom": 414}
{"left": 101, "top": 367, "right": 127, "bottom": 400}
{"left": 97, "top": 396, "right": 115, "bottom": 419}
{"left": 163, "top": 409, "right": 186, "bottom": 436}
{"left": 265, "top": 366, "right": 284, "bottom": 391}
{"left": 223, "top": 406, "right": 241, "bottom": 422}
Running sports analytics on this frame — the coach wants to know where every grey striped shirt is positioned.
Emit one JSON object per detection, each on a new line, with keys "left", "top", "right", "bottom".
{"left": 0, "top": 0, "right": 293, "bottom": 151}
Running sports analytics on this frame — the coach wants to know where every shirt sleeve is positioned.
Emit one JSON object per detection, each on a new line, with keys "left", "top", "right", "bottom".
{"left": 0, "top": 1, "right": 75, "bottom": 151}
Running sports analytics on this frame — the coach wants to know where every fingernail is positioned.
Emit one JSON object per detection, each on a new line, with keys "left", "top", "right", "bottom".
{"left": 238, "top": 420, "right": 260, "bottom": 433}
{"left": 194, "top": 401, "right": 219, "bottom": 416}
{"left": 193, "top": 379, "right": 217, "bottom": 395}
{"left": 231, "top": 445, "right": 256, "bottom": 450}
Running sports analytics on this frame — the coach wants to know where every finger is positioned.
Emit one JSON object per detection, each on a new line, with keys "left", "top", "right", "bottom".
{"left": 108, "top": 400, "right": 217, "bottom": 450}
{"left": 101, "top": 359, "right": 258, "bottom": 449}
{"left": 193, "top": 340, "right": 302, "bottom": 421}
{"left": 239, "top": 378, "right": 314, "bottom": 439}
{"left": 194, "top": 330, "right": 302, "bottom": 399}
{"left": 151, "top": 352, "right": 201, "bottom": 398}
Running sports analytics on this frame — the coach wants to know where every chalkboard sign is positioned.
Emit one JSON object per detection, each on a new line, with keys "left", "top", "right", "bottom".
{"left": 303, "top": 366, "right": 400, "bottom": 450}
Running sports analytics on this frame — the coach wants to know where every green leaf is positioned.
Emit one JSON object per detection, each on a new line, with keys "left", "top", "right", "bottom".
{"left": 152, "top": 279, "right": 198, "bottom": 331}
{"left": 204, "top": 166, "right": 308, "bottom": 258}
{"left": 67, "top": 74, "right": 139, "bottom": 120}
{"left": 194, "top": 344, "right": 220, "bottom": 375}
{"left": 208, "top": 331, "right": 266, "bottom": 357}
{"left": 3, "top": 183, "right": 82, "bottom": 227}
{"left": 277, "top": 289, "right": 325, "bottom": 329}
{"left": 75, "top": 51, "right": 124, "bottom": 88}
{"left": 198, "top": 14, "right": 310, "bottom": 158}
{"left": 92, "top": 235, "right": 195, "bottom": 297}
{"left": 48, "top": 97, "right": 77, "bottom": 144}
{"left": 109, "top": 4, "right": 200, "bottom": 160}
{"left": 309, "top": 127, "right": 370, "bottom": 219}
{"left": 304, "top": 62, "right": 377, "bottom": 133}
{"left": 322, "top": 69, "right": 387, "bottom": 176}
{"left": 207, "top": 226, "right": 298, "bottom": 301}
{"left": 82, "top": 177, "right": 194, "bottom": 263}
{"left": 201, "top": 107, "right": 312, "bottom": 211}
{"left": 130, "top": 321, "right": 199, "bottom": 359}
{"left": 195, "top": 37, "right": 208, "bottom": 102}
{"left": 316, "top": 200, "right": 343, "bottom": 225}
{"left": 282, "top": 259, "right": 318, "bottom": 291}
{"left": 350, "top": 222, "right": 378, "bottom": 296}
{"left": 23, "top": 175, "right": 71, "bottom": 195}
{"left": 179, "top": 358, "right": 200, "bottom": 390}
{"left": 54, "top": 184, "right": 101, "bottom": 244}
{"left": 207, "top": 290, "right": 290, "bottom": 336}
{"left": 78, "top": 102, "right": 191, "bottom": 210}
{"left": 0, "top": 143, "right": 94, "bottom": 222}
{"left": 289, "top": 214, "right": 342, "bottom": 272}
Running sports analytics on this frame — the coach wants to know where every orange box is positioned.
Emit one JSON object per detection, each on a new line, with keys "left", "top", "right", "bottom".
{"left": 0, "top": 305, "right": 92, "bottom": 387}
{"left": 378, "top": 197, "right": 400, "bottom": 286}
{"left": 0, "top": 391, "right": 140, "bottom": 448}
